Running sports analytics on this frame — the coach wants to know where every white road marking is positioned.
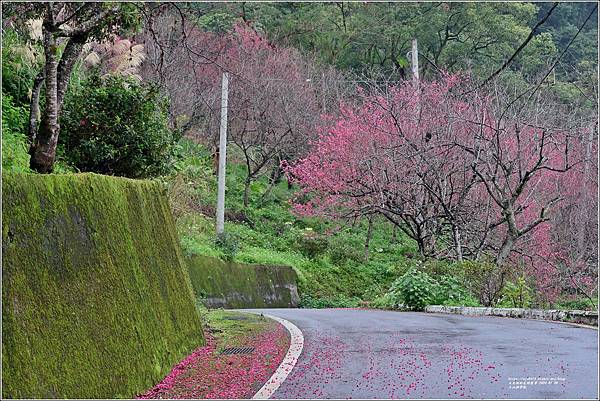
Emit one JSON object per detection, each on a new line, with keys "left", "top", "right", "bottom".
{"left": 251, "top": 313, "right": 304, "bottom": 400}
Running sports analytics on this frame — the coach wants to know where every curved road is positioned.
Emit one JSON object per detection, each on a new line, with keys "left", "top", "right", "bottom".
{"left": 245, "top": 308, "right": 597, "bottom": 399}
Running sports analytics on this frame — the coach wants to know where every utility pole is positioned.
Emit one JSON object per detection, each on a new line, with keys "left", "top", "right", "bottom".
{"left": 216, "top": 72, "right": 229, "bottom": 235}
{"left": 411, "top": 38, "right": 419, "bottom": 82}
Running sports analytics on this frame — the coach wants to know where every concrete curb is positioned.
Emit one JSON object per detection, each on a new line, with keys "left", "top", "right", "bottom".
{"left": 425, "top": 305, "right": 598, "bottom": 327}
{"left": 249, "top": 313, "right": 304, "bottom": 399}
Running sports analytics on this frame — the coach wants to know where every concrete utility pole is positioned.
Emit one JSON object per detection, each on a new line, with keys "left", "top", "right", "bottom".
{"left": 411, "top": 38, "right": 419, "bottom": 81}
{"left": 216, "top": 72, "right": 229, "bottom": 235}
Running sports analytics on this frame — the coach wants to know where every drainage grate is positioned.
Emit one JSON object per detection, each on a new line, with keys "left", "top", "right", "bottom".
{"left": 220, "top": 346, "right": 255, "bottom": 355}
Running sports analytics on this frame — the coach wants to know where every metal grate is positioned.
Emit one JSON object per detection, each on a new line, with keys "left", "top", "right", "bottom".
{"left": 220, "top": 347, "right": 255, "bottom": 355}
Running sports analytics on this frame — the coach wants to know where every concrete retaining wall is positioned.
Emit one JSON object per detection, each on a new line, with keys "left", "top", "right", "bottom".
{"left": 2, "top": 173, "right": 204, "bottom": 398}
{"left": 425, "top": 305, "right": 598, "bottom": 326}
{"left": 186, "top": 255, "right": 299, "bottom": 309}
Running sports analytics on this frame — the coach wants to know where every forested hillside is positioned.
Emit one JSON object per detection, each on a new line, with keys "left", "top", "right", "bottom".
{"left": 2, "top": 2, "right": 598, "bottom": 310}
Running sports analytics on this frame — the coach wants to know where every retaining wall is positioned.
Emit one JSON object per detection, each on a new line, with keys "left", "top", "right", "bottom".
{"left": 425, "top": 305, "right": 598, "bottom": 326}
{"left": 186, "top": 255, "right": 299, "bottom": 308}
{"left": 2, "top": 173, "right": 204, "bottom": 398}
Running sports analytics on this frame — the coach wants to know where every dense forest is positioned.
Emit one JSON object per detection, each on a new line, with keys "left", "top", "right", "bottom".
{"left": 2, "top": 2, "right": 598, "bottom": 310}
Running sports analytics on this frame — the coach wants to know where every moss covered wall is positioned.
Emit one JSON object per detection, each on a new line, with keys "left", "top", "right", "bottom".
{"left": 187, "top": 255, "right": 299, "bottom": 308}
{"left": 2, "top": 173, "right": 204, "bottom": 399}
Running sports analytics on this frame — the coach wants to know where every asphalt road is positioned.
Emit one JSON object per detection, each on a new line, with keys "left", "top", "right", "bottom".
{"left": 245, "top": 308, "right": 598, "bottom": 399}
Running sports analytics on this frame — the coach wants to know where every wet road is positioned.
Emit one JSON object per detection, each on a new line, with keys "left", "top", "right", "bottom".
{"left": 245, "top": 308, "right": 598, "bottom": 399}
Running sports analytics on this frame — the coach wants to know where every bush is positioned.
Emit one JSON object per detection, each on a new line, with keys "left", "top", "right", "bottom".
{"left": 1, "top": 29, "right": 42, "bottom": 105}
{"left": 371, "top": 292, "right": 400, "bottom": 309}
{"left": 2, "top": 92, "right": 30, "bottom": 172}
{"left": 60, "top": 73, "right": 180, "bottom": 178}
{"left": 214, "top": 231, "right": 240, "bottom": 261}
{"left": 553, "top": 297, "right": 597, "bottom": 311}
{"left": 498, "top": 276, "right": 533, "bottom": 308}
{"left": 433, "top": 275, "right": 480, "bottom": 307}
{"left": 298, "top": 294, "right": 361, "bottom": 309}
{"left": 327, "top": 235, "right": 363, "bottom": 264}
{"left": 457, "top": 260, "right": 513, "bottom": 307}
{"left": 389, "top": 267, "right": 438, "bottom": 311}
{"left": 294, "top": 230, "right": 328, "bottom": 258}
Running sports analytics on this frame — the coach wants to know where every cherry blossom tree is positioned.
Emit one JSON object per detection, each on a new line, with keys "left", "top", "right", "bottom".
{"left": 287, "top": 73, "right": 596, "bottom": 301}
{"left": 139, "top": 14, "right": 323, "bottom": 206}
{"left": 286, "top": 75, "right": 473, "bottom": 257}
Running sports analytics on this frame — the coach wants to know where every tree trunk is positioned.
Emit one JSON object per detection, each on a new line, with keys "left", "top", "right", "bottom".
{"left": 496, "top": 235, "right": 515, "bottom": 266}
{"left": 30, "top": 30, "right": 60, "bottom": 173}
{"left": 452, "top": 223, "right": 463, "bottom": 262}
{"left": 243, "top": 177, "right": 251, "bottom": 208}
{"left": 56, "top": 33, "right": 87, "bottom": 111}
{"left": 364, "top": 215, "right": 374, "bottom": 262}
{"left": 28, "top": 71, "right": 45, "bottom": 144}
{"left": 496, "top": 204, "right": 519, "bottom": 266}
{"left": 259, "top": 165, "right": 282, "bottom": 204}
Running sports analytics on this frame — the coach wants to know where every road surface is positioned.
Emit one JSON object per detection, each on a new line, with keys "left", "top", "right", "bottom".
{"left": 245, "top": 308, "right": 598, "bottom": 399}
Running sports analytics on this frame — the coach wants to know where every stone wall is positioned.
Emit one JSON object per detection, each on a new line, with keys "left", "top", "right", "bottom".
{"left": 425, "top": 305, "right": 598, "bottom": 326}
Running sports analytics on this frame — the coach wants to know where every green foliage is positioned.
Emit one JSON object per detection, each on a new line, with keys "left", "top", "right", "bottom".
{"left": 457, "top": 260, "right": 513, "bottom": 307}
{"left": 327, "top": 234, "right": 364, "bottom": 264}
{"left": 553, "top": 296, "right": 597, "bottom": 311}
{"left": 378, "top": 264, "right": 482, "bottom": 310}
{"left": 1, "top": 28, "right": 42, "bottom": 105}
{"left": 298, "top": 294, "right": 360, "bottom": 309}
{"left": 433, "top": 276, "right": 480, "bottom": 307}
{"left": 60, "top": 74, "right": 180, "bottom": 178}
{"left": 498, "top": 276, "right": 533, "bottom": 308}
{"left": 2, "top": 173, "right": 204, "bottom": 398}
{"left": 294, "top": 230, "right": 328, "bottom": 258}
{"left": 420, "top": 259, "right": 511, "bottom": 307}
{"left": 197, "top": 12, "right": 236, "bottom": 33}
{"left": 214, "top": 231, "right": 240, "bottom": 261}
{"left": 2, "top": 92, "right": 30, "bottom": 172}
{"left": 389, "top": 268, "right": 438, "bottom": 311}
{"left": 371, "top": 292, "right": 401, "bottom": 310}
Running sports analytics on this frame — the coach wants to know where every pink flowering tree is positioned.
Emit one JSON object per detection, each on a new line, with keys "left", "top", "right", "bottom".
{"left": 140, "top": 15, "right": 321, "bottom": 206}
{"left": 287, "top": 75, "right": 481, "bottom": 258}
{"left": 287, "top": 74, "right": 596, "bottom": 303}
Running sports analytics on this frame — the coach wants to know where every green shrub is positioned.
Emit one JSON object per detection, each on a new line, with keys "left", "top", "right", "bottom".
{"left": 498, "top": 276, "right": 533, "bottom": 308}
{"left": 419, "top": 258, "right": 457, "bottom": 277}
{"left": 327, "top": 235, "right": 363, "bottom": 264}
{"left": 2, "top": 92, "right": 30, "bottom": 172}
{"left": 298, "top": 294, "right": 361, "bottom": 309}
{"left": 433, "top": 275, "right": 480, "bottom": 307}
{"left": 214, "top": 231, "right": 240, "bottom": 261}
{"left": 371, "top": 292, "right": 400, "bottom": 309}
{"left": 446, "top": 260, "right": 513, "bottom": 307}
{"left": 553, "top": 297, "right": 597, "bottom": 311}
{"left": 60, "top": 73, "right": 180, "bottom": 178}
{"left": 389, "top": 267, "right": 438, "bottom": 311}
{"left": 294, "top": 230, "right": 328, "bottom": 258}
{"left": 1, "top": 29, "right": 42, "bottom": 105}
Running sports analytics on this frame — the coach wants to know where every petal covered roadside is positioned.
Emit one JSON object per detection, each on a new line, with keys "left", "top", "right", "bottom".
{"left": 138, "top": 313, "right": 290, "bottom": 399}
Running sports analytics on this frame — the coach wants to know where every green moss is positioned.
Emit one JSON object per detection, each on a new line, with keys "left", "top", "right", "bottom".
{"left": 186, "top": 255, "right": 299, "bottom": 309}
{"left": 2, "top": 173, "right": 204, "bottom": 398}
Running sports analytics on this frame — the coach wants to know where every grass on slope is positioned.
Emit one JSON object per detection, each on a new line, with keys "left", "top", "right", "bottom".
{"left": 166, "top": 139, "right": 418, "bottom": 307}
